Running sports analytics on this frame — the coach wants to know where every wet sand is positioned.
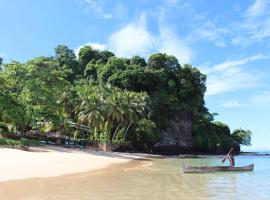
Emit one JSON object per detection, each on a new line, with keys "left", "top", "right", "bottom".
{"left": 0, "top": 159, "right": 143, "bottom": 200}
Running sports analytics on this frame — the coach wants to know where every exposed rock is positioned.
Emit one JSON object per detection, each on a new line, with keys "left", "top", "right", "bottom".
{"left": 154, "top": 112, "right": 193, "bottom": 154}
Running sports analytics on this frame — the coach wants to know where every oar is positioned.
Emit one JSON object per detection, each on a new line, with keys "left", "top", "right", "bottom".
{"left": 222, "top": 148, "right": 233, "bottom": 163}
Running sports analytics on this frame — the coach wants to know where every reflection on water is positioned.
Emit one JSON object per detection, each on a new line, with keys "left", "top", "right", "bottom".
{"left": 0, "top": 156, "right": 269, "bottom": 200}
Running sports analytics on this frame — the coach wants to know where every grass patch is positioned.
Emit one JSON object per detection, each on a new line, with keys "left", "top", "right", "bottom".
{"left": 0, "top": 138, "right": 40, "bottom": 146}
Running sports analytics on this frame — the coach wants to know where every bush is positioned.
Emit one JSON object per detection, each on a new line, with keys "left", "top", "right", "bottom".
{"left": 0, "top": 122, "right": 9, "bottom": 133}
{"left": 0, "top": 138, "right": 20, "bottom": 146}
{"left": 21, "top": 138, "right": 40, "bottom": 146}
{"left": 132, "top": 119, "right": 158, "bottom": 152}
{"left": 193, "top": 120, "right": 239, "bottom": 153}
{"left": 231, "top": 129, "right": 252, "bottom": 146}
{"left": 114, "top": 128, "right": 125, "bottom": 142}
{"left": 0, "top": 138, "right": 40, "bottom": 146}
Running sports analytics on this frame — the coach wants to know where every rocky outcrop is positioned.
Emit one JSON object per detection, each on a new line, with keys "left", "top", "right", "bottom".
{"left": 154, "top": 112, "right": 193, "bottom": 154}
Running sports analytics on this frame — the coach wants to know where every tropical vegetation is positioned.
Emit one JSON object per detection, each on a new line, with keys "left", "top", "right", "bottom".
{"left": 0, "top": 45, "right": 252, "bottom": 153}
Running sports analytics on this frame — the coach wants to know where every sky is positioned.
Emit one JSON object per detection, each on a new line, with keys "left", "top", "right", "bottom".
{"left": 0, "top": 0, "right": 270, "bottom": 151}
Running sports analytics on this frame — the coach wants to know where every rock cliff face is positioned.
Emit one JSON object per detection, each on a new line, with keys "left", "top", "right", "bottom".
{"left": 154, "top": 112, "right": 193, "bottom": 154}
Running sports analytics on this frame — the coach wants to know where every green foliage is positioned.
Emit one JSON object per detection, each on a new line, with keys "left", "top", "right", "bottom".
{"left": 21, "top": 139, "right": 41, "bottom": 146}
{"left": 0, "top": 138, "right": 40, "bottom": 146}
{"left": 130, "top": 56, "right": 146, "bottom": 67}
{"left": 193, "top": 120, "right": 238, "bottom": 152}
{"left": 78, "top": 46, "right": 114, "bottom": 76}
{"left": 75, "top": 80, "right": 149, "bottom": 142}
{"left": 0, "top": 122, "right": 8, "bottom": 133}
{"left": 78, "top": 46, "right": 97, "bottom": 69}
{"left": 148, "top": 53, "right": 180, "bottom": 69}
{"left": 55, "top": 45, "right": 79, "bottom": 82}
{"left": 231, "top": 129, "right": 252, "bottom": 146}
{"left": 132, "top": 119, "right": 158, "bottom": 152}
{"left": 0, "top": 57, "right": 70, "bottom": 134}
{"left": 0, "top": 44, "right": 249, "bottom": 152}
{"left": 115, "top": 128, "right": 125, "bottom": 141}
{"left": 98, "top": 57, "right": 127, "bottom": 82}
{"left": 212, "top": 121, "right": 230, "bottom": 135}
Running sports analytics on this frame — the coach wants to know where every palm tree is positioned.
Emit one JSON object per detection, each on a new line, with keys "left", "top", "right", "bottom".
{"left": 121, "top": 91, "right": 148, "bottom": 139}
{"left": 76, "top": 86, "right": 104, "bottom": 140}
{"left": 75, "top": 81, "right": 149, "bottom": 143}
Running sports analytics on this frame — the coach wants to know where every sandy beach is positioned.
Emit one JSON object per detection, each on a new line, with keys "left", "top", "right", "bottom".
{"left": 0, "top": 146, "right": 142, "bottom": 182}
{"left": 0, "top": 150, "right": 267, "bottom": 200}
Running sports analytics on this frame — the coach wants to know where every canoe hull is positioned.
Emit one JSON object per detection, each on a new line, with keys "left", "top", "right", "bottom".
{"left": 183, "top": 164, "right": 254, "bottom": 173}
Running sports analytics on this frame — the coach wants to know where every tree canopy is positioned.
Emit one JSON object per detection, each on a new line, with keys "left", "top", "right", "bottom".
{"left": 231, "top": 129, "right": 252, "bottom": 146}
{"left": 0, "top": 45, "right": 252, "bottom": 153}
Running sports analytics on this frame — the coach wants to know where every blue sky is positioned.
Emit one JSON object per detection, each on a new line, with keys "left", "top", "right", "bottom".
{"left": 0, "top": 0, "right": 269, "bottom": 151}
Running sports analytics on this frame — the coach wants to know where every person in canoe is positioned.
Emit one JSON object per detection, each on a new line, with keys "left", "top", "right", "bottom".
{"left": 222, "top": 148, "right": 235, "bottom": 167}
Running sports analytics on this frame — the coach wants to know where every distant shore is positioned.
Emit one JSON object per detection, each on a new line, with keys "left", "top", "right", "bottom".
{"left": 240, "top": 152, "right": 270, "bottom": 156}
{"left": 0, "top": 146, "right": 144, "bottom": 182}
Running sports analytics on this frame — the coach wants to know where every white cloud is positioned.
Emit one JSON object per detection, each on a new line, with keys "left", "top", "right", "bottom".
{"left": 186, "top": 21, "right": 228, "bottom": 47}
{"left": 108, "top": 13, "right": 193, "bottom": 63}
{"left": 84, "top": 0, "right": 111, "bottom": 19}
{"left": 220, "top": 91, "right": 270, "bottom": 108}
{"left": 210, "top": 54, "right": 268, "bottom": 72}
{"left": 158, "top": 26, "right": 193, "bottom": 63}
{"left": 206, "top": 69, "right": 258, "bottom": 96}
{"left": 77, "top": 0, "right": 126, "bottom": 19}
{"left": 155, "top": 1, "right": 229, "bottom": 48}
{"left": 251, "top": 91, "right": 270, "bottom": 106}
{"left": 221, "top": 101, "right": 248, "bottom": 108}
{"left": 89, "top": 43, "right": 106, "bottom": 50}
{"left": 205, "top": 55, "right": 268, "bottom": 96}
{"left": 232, "top": 0, "right": 270, "bottom": 46}
{"left": 247, "top": 0, "right": 268, "bottom": 18}
{"left": 108, "top": 14, "right": 156, "bottom": 58}
{"left": 74, "top": 42, "right": 106, "bottom": 57}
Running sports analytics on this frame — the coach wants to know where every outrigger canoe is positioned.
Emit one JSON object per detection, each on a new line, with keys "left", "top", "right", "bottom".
{"left": 183, "top": 164, "right": 254, "bottom": 173}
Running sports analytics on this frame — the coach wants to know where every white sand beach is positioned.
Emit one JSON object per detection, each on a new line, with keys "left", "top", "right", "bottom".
{"left": 0, "top": 146, "right": 141, "bottom": 182}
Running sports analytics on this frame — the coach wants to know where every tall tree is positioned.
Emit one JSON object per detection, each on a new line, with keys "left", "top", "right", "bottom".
{"left": 1, "top": 57, "right": 70, "bottom": 133}
{"left": 54, "top": 45, "right": 79, "bottom": 82}
{"left": 231, "top": 129, "right": 252, "bottom": 146}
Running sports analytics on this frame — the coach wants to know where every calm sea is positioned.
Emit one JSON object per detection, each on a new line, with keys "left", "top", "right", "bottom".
{"left": 97, "top": 155, "right": 270, "bottom": 200}
{"left": 1, "top": 155, "right": 270, "bottom": 200}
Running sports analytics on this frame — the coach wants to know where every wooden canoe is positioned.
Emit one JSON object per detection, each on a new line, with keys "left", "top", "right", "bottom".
{"left": 183, "top": 164, "right": 254, "bottom": 173}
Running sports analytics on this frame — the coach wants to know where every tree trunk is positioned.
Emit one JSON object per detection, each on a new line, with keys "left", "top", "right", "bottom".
{"left": 124, "top": 122, "right": 132, "bottom": 139}
{"left": 23, "top": 104, "right": 34, "bottom": 137}
{"left": 112, "top": 123, "right": 121, "bottom": 141}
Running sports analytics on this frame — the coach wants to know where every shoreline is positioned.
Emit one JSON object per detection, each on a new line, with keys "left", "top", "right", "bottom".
{"left": 0, "top": 158, "right": 146, "bottom": 200}
{"left": 0, "top": 158, "right": 145, "bottom": 200}
{"left": 0, "top": 148, "right": 268, "bottom": 200}
{"left": 0, "top": 145, "right": 268, "bottom": 182}
{"left": 240, "top": 152, "right": 270, "bottom": 156}
{"left": 0, "top": 145, "right": 145, "bottom": 182}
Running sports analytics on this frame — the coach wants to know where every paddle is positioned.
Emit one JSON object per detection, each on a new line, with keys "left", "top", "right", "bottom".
{"left": 222, "top": 148, "right": 233, "bottom": 163}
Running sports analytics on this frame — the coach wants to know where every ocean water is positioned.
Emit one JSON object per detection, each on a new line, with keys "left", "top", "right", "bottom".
{"left": 0, "top": 155, "right": 270, "bottom": 200}
{"left": 94, "top": 155, "right": 270, "bottom": 200}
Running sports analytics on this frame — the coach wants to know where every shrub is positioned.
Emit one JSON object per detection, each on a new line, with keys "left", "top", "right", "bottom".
{"left": 231, "top": 129, "right": 252, "bottom": 146}
{"left": 132, "top": 119, "right": 158, "bottom": 152}
{"left": 0, "top": 138, "right": 40, "bottom": 146}
{"left": 0, "top": 122, "right": 8, "bottom": 133}
{"left": 193, "top": 120, "right": 239, "bottom": 153}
